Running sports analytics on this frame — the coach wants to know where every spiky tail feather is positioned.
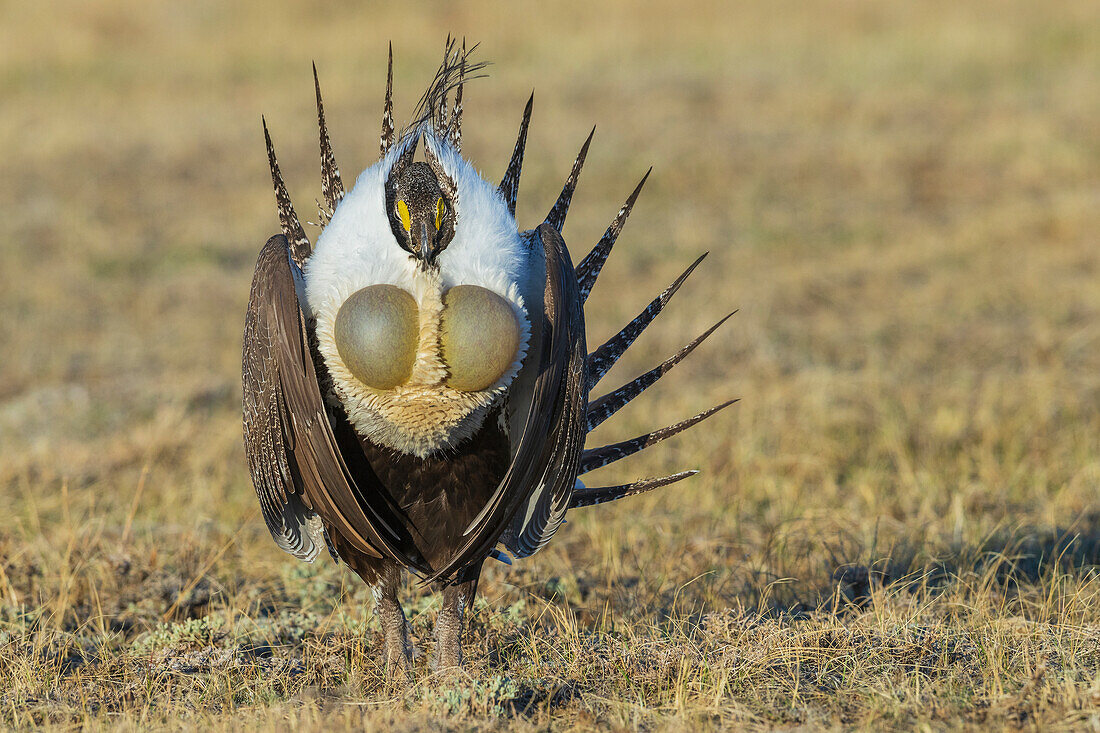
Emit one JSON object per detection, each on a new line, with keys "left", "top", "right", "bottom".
{"left": 570, "top": 471, "right": 699, "bottom": 509}
{"left": 381, "top": 43, "right": 395, "bottom": 155}
{"left": 544, "top": 127, "right": 595, "bottom": 232}
{"left": 498, "top": 93, "right": 533, "bottom": 216}
{"left": 580, "top": 399, "right": 737, "bottom": 475}
{"left": 262, "top": 117, "right": 311, "bottom": 266}
{"left": 312, "top": 63, "right": 344, "bottom": 226}
{"left": 575, "top": 168, "right": 651, "bottom": 304}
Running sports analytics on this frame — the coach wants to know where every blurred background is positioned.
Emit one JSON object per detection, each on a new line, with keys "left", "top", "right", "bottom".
{"left": 1, "top": 0, "right": 1100, "bottom": 717}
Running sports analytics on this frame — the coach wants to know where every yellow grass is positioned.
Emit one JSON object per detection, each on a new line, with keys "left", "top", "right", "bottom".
{"left": 2, "top": 0, "right": 1100, "bottom": 729}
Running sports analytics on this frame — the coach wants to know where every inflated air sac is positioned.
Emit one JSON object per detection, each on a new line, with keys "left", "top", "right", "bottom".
{"left": 334, "top": 285, "right": 419, "bottom": 389}
{"left": 441, "top": 285, "right": 520, "bottom": 392}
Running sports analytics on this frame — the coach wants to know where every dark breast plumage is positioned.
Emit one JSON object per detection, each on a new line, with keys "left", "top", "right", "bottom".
{"left": 334, "top": 405, "right": 510, "bottom": 583}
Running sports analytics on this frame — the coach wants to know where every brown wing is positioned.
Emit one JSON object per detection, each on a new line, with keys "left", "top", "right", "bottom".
{"left": 425, "top": 223, "right": 588, "bottom": 583}
{"left": 242, "top": 234, "right": 428, "bottom": 572}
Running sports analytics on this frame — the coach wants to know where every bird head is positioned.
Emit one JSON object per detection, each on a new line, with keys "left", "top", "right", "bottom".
{"left": 386, "top": 156, "right": 455, "bottom": 268}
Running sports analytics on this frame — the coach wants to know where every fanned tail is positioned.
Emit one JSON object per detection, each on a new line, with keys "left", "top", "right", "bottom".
{"left": 567, "top": 176, "right": 735, "bottom": 508}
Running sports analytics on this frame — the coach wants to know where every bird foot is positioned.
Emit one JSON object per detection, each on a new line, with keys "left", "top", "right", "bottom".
{"left": 384, "top": 641, "right": 415, "bottom": 685}
{"left": 431, "top": 650, "right": 463, "bottom": 673}
{"left": 382, "top": 618, "right": 415, "bottom": 684}
{"left": 431, "top": 627, "right": 464, "bottom": 673}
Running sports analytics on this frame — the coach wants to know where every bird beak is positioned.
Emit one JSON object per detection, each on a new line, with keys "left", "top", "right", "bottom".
{"left": 419, "top": 222, "right": 432, "bottom": 263}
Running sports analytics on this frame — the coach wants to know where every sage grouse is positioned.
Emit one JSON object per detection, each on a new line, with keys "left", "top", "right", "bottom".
{"left": 242, "top": 41, "right": 733, "bottom": 676}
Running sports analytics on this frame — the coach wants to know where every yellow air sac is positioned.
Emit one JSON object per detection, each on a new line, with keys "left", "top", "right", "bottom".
{"left": 334, "top": 285, "right": 419, "bottom": 390}
{"left": 441, "top": 285, "right": 520, "bottom": 392}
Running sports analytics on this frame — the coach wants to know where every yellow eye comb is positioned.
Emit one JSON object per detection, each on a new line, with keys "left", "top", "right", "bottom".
{"left": 397, "top": 200, "right": 411, "bottom": 231}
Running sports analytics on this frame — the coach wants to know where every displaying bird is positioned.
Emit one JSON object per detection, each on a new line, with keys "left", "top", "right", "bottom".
{"left": 242, "top": 40, "right": 734, "bottom": 677}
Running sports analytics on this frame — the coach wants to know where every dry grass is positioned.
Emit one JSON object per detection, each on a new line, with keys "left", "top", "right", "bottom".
{"left": 3, "top": 0, "right": 1100, "bottom": 729}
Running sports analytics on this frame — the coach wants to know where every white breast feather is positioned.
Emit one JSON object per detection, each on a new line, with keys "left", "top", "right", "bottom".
{"left": 304, "top": 133, "right": 540, "bottom": 457}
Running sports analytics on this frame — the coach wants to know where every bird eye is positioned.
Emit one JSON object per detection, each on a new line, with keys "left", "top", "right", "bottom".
{"left": 397, "top": 200, "right": 411, "bottom": 232}
{"left": 435, "top": 198, "right": 444, "bottom": 230}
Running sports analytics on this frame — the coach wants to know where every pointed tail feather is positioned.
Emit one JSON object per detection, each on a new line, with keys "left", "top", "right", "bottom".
{"left": 313, "top": 63, "right": 344, "bottom": 224}
{"left": 570, "top": 471, "right": 698, "bottom": 509}
{"left": 587, "top": 312, "right": 734, "bottom": 432}
{"left": 498, "top": 93, "right": 533, "bottom": 216}
{"left": 381, "top": 43, "right": 395, "bottom": 156}
{"left": 587, "top": 253, "right": 708, "bottom": 391}
{"left": 262, "top": 117, "right": 311, "bottom": 266}
{"left": 544, "top": 126, "right": 595, "bottom": 232}
{"left": 580, "top": 400, "right": 736, "bottom": 475}
{"left": 575, "top": 168, "right": 651, "bottom": 304}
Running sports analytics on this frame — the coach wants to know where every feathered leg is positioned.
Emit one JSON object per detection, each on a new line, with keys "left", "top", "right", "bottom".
{"left": 432, "top": 562, "right": 482, "bottom": 672}
{"left": 374, "top": 560, "right": 413, "bottom": 681}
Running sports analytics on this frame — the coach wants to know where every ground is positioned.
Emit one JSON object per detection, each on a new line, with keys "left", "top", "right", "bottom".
{"left": 2, "top": 0, "right": 1100, "bottom": 730}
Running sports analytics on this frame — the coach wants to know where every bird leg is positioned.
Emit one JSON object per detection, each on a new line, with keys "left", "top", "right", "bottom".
{"left": 432, "top": 564, "right": 482, "bottom": 672}
{"left": 373, "top": 560, "right": 413, "bottom": 680}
